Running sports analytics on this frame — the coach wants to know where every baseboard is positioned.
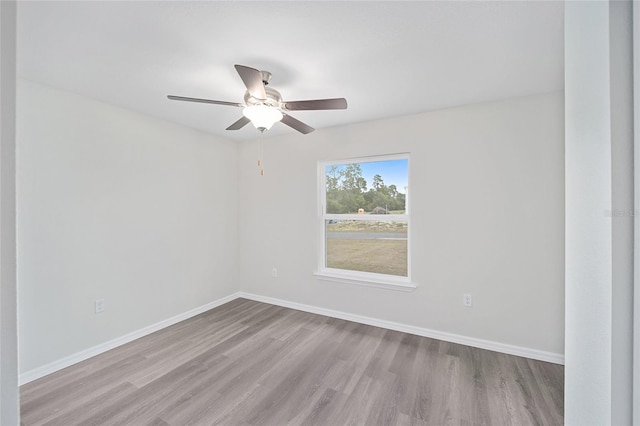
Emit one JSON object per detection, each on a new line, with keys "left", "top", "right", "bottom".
{"left": 20, "top": 290, "right": 563, "bottom": 385}
{"left": 237, "top": 292, "right": 565, "bottom": 365}
{"left": 19, "top": 292, "right": 242, "bottom": 385}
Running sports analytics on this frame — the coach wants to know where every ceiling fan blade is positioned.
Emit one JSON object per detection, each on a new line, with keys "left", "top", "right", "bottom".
{"left": 234, "top": 65, "right": 267, "bottom": 100}
{"left": 167, "top": 95, "right": 242, "bottom": 107}
{"left": 226, "top": 116, "right": 251, "bottom": 131}
{"left": 281, "top": 113, "right": 315, "bottom": 134}
{"left": 284, "top": 98, "right": 348, "bottom": 111}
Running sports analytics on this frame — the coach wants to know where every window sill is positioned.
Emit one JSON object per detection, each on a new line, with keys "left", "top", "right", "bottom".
{"left": 313, "top": 271, "right": 417, "bottom": 292}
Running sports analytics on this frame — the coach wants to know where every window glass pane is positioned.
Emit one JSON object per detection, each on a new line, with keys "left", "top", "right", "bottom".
{"left": 326, "top": 159, "right": 408, "bottom": 214}
{"left": 325, "top": 220, "right": 408, "bottom": 277}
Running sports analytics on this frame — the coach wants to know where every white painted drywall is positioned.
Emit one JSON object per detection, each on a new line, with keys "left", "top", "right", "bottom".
{"left": 16, "top": 79, "right": 239, "bottom": 373}
{"left": 238, "top": 92, "right": 565, "bottom": 356}
{"left": 634, "top": 2, "right": 640, "bottom": 423}
{"left": 564, "top": 1, "right": 635, "bottom": 424}
{"left": 0, "top": 1, "right": 19, "bottom": 424}
{"left": 609, "top": 1, "right": 634, "bottom": 423}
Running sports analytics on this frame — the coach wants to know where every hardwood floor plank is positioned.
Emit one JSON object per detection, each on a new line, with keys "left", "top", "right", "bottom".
{"left": 405, "top": 337, "right": 439, "bottom": 422}
{"left": 21, "top": 299, "right": 564, "bottom": 425}
{"left": 330, "top": 373, "right": 382, "bottom": 425}
{"left": 322, "top": 325, "right": 385, "bottom": 395}
{"left": 242, "top": 340, "right": 337, "bottom": 424}
{"left": 364, "top": 372, "right": 403, "bottom": 426}
{"left": 127, "top": 320, "right": 249, "bottom": 387}
{"left": 299, "top": 388, "right": 340, "bottom": 426}
{"left": 80, "top": 360, "right": 210, "bottom": 425}
{"left": 462, "top": 345, "right": 492, "bottom": 425}
{"left": 427, "top": 353, "right": 461, "bottom": 425}
{"left": 42, "top": 382, "right": 138, "bottom": 426}
{"left": 21, "top": 355, "right": 147, "bottom": 425}
{"left": 363, "top": 328, "right": 405, "bottom": 381}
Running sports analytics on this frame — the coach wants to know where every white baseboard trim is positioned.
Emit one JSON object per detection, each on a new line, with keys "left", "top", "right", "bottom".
{"left": 19, "top": 292, "right": 242, "bottom": 385}
{"left": 20, "top": 290, "right": 563, "bottom": 385}
{"left": 237, "top": 292, "right": 565, "bottom": 365}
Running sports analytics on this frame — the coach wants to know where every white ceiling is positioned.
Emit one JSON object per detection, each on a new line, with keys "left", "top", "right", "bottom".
{"left": 17, "top": 1, "right": 564, "bottom": 141}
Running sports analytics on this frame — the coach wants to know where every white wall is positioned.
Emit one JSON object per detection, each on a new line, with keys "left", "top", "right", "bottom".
{"left": 16, "top": 81, "right": 565, "bottom": 380}
{"left": 609, "top": 1, "right": 634, "bottom": 423}
{"left": 17, "top": 79, "right": 239, "bottom": 373}
{"left": 0, "top": 1, "right": 19, "bottom": 424}
{"left": 634, "top": 2, "right": 640, "bottom": 423}
{"left": 238, "top": 92, "right": 565, "bottom": 356}
{"left": 564, "top": 1, "right": 634, "bottom": 424}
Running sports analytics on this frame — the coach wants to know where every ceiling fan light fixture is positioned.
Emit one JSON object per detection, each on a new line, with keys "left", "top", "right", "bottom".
{"left": 169, "top": 64, "right": 347, "bottom": 134}
{"left": 242, "top": 105, "right": 283, "bottom": 131}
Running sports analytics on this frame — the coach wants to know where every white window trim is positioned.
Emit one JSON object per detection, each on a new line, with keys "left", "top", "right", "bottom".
{"left": 316, "top": 153, "right": 415, "bottom": 291}
{"left": 313, "top": 271, "right": 417, "bottom": 291}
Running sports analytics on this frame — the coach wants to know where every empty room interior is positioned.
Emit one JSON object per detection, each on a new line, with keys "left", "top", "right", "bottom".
{"left": 0, "top": 1, "right": 638, "bottom": 425}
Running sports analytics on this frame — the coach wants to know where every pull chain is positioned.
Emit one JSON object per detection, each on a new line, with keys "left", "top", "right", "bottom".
{"left": 257, "top": 129, "right": 265, "bottom": 176}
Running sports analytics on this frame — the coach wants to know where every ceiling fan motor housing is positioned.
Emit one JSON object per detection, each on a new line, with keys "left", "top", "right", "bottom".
{"left": 244, "top": 85, "right": 283, "bottom": 109}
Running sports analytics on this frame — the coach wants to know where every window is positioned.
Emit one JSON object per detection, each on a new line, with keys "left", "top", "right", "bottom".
{"left": 317, "top": 154, "right": 413, "bottom": 290}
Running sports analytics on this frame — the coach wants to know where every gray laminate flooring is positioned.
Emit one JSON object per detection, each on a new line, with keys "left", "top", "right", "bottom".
{"left": 21, "top": 298, "right": 564, "bottom": 425}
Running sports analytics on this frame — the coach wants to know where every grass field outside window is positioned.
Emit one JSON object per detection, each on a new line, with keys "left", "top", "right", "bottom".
{"left": 319, "top": 154, "right": 410, "bottom": 285}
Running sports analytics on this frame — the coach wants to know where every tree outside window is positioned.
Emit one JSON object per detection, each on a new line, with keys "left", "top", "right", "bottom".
{"left": 319, "top": 155, "right": 410, "bottom": 283}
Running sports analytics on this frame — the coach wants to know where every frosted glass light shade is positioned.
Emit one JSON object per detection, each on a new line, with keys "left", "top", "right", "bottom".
{"left": 242, "top": 105, "right": 283, "bottom": 131}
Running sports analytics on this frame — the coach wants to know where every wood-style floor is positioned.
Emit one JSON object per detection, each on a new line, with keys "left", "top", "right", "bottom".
{"left": 21, "top": 298, "right": 564, "bottom": 425}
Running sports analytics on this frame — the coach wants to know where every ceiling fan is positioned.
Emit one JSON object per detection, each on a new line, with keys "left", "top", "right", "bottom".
{"left": 168, "top": 65, "right": 348, "bottom": 134}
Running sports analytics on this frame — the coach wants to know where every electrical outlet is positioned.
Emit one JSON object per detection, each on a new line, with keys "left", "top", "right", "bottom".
{"left": 463, "top": 294, "right": 472, "bottom": 307}
{"left": 272, "top": 267, "right": 278, "bottom": 278}
{"left": 95, "top": 298, "right": 105, "bottom": 314}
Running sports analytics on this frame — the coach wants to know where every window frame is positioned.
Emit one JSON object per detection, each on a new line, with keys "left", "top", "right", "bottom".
{"left": 316, "top": 153, "right": 415, "bottom": 291}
